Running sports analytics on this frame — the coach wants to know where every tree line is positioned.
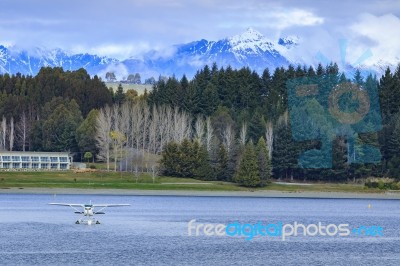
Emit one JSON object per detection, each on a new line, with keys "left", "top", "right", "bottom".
{"left": 1, "top": 63, "right": 400, "bottom": 184}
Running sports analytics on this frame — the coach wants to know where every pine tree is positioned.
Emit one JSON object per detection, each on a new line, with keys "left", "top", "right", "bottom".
{"left": 256, "top": 137, "right": 271, "bottom": 185}
{"left": 272, "top": 117, "right": 298, "bottom": 180}
{"left": 160, "top": 142, "right": 181, "bottom": 176}
{"left": 234, "top": 141, "right": 261, "bottom": 187}
{"left": 114, "top": 83, "right": 125, "bottom": 104}
{"left": 249, "top": 110, "right": 266, "bottom": 142}
{"left": 216, "top": 143, "right": 228, "bottom": 181}
{"left": 76, "top": 109, "right": 99, "bottom": 155}
{"left": 193, "top": 142, "right": 215, "bottom": 180}
{"left": 179, "top": 139, "right": 195, "bottom": 177}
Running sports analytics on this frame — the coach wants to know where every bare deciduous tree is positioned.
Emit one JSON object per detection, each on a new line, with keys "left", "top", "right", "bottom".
{"left": 151, "top": 165, "right": 159, "bottom": 183}
{"left": 96, "top": 106, "right": 113, "bottom": 171}
{"left": 205, "top": 117, "right": 214, "bottom": 154}
{"left": 148, "top": 105, "right": 159, "bottom": 153}
{"left": 96, "top": 102, "right": 204, "bottom": 174}
{"left": 1, "top": 116, "right": 7, "bottom": 150}
{"left": 195, "top": 115, "right": 205, "bottom": 144}
{"left": 157, "top": 105, "right": 168, "bottom": 153}
{"left": 265, "top": 122, "right": 273, "bottom": 158}
{"left": 131, "top": 102, "right": 143, "bottom": 151}
{"left": 9, "top": 117, "right": 14, "bottom": 151}
{"left": 120, "top": 103, "right": 132, "bottom": 171}
{"left": 16, "top": 112, "right": 29, "bottom": 151}
{"left": 239, "top": 122, "right": 247, "bottom": 146}
{"left": 163, "top": 105, "right": 173, "bottom": 147}
{"left": 222, "top": 124, "right": 234, "bottom": 155}
{"left": 142, "top": 103, "right": 150, "bottom": 154}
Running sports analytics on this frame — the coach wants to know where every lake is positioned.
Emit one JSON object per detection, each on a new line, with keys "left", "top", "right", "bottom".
{"left": 0, "top": 193, "right": 399, "bottom": 265}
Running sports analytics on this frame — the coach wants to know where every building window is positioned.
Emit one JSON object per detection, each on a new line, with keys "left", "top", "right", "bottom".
{"left": 22, "top": 163, "right": 30, "bottom": 168}
{"left": 51, "top": 163, "right": 58, "bottom": 169}
{"left": 60, "top": 163, "right": 68, "bottom": 169}
{"left": 12, "top": 156, "right": 21, "bottom": 161}
{"left": 21, "top": 156, "right": 30, "bottom": 162}
{"left": 12, "top": 163, "right": 20, "bottom": 168}
{"left": 40, "top": 163, "right": 49, "bottom": 169}
{"left": 40, "top": 157, "right": 49, "bottom": 162}
{"left": 31, "top": 156, "right": 39, "bottom": 162}
{"left": 2, "top": 156, "right": 11, "bottom": 161}
{"left": 60, "top": 157, "right": 68, "bottom": 162}
{"left": 50, "top": 157, "right": 58, "bottom": 162}
{"left": 32, "top": 163, "right": 39, "bottom": 169}
{"left": 2, "top": 162, "right": 10, "bottom": 168}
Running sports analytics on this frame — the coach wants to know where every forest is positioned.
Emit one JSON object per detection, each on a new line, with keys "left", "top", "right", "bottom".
{"left": 0, "top": 63, "right": 400, "bottom": 186}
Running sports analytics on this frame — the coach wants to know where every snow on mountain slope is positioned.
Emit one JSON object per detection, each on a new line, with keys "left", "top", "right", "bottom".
{"left": 0, "top": 28, "right": 390, "bottom": 80}
{"left": 120, "top": 28, "right": 291, "bottom": 78}
{"left": 0, "top": 45, "right": 117, "bottom": 76}
{"left": 228, "top": 27, "right": 276, "bottom": 55}
{"left": 0, "top": 28, "right": 298, "bottom": 79}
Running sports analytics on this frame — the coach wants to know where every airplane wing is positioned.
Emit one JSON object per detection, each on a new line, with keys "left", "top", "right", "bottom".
{"left": 92, "top": 204, "right": 130, "bottom": 213}
{"left": 92, "top": 204, "right": 130, "bottom": 207}
{"left": 49, "top": 203, "right": 84, "bottom": 213}
{"left": 49, "top": 203, "right": 84, "bottom": 207}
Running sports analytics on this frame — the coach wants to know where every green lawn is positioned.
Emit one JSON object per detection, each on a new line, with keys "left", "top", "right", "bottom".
{"left": 0, "top": 171, "right": 382, "bottom": 193}
{"left": 0, "top": 171, "right": 244, "bottom": 191}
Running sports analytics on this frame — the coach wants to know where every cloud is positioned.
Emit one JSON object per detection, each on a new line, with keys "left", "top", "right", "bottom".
{"left": 349, "top": 13, "right": 400, "bottom": 66}
{"left": 0, "top": 0, "right": 397, "bottom": 71}
{"left": 269, "top": 8, "right": 324, "bottom": 29}
{"left": 83, "top": 43, "right": 152, "bottom": 60}
{"left": 216, "top": 6, "right": 324, "bottom": 36}
{"left": 97, "top": 63, "right": 129, "bottom": 81}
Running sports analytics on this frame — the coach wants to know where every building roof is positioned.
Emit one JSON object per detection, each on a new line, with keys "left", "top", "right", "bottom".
{"left": 0, "top": 151, "right": 70, "bottom": 156}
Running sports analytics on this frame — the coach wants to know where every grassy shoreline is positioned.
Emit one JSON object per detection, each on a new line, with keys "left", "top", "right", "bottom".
{"left": 0, "top": 171, "right": 398, "bottom": 198}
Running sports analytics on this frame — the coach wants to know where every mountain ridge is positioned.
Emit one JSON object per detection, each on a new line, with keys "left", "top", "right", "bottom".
{"left": 0, "top": 28, "right": 391, "bottom": 80}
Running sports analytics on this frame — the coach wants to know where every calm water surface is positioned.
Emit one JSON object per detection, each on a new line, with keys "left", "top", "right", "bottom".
{"left": 0, "top": 193, "right": 399, "bottom": 265}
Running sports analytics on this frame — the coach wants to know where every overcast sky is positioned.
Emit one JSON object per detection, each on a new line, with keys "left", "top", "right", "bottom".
{"left": 1, "top": 0, "right": 400, "bottom": 65}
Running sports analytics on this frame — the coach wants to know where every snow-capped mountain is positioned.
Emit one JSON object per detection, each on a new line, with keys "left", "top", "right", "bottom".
{"left": 8, "top": 28, "right": 394, "bottom": 81}
{"left": 120, "top": 27, "right": 292, "bottom": 78}
{"left": 0, "top": 28, "right": 393, "bottom": 80}
{"left": 0, "top": 45, "right": 117, "bottom": 76}
{"left": 0, "top": 28, "right": 298, "bottom": 79}
{"left": 277, "top": 35, "right": 300, "bottom": 49}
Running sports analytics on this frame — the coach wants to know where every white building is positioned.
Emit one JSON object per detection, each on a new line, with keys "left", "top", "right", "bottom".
{"left": 0, "top": 152, "right": 72, "bottom": 170}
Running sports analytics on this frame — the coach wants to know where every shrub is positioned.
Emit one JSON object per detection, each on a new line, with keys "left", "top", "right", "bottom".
{"left": 365, "top": 177, "right": 399, "bottom": 190}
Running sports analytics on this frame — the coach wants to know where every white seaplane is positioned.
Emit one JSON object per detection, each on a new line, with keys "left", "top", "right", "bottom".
{"left": 49, "top": 201, "right": 130, "bottom": 225}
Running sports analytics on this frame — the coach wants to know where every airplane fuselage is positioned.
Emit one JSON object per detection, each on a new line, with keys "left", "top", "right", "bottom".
{"left": 84, "top": 206, "right": 94, "bottom": 216}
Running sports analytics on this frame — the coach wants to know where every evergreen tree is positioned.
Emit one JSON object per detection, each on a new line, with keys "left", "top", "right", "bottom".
{"left": 256, "top": 137, "right": 271, "bottom": 185}
{"left": 114, "top": 83, "right": 125, "bottom": 104}
{"left": 234, "top": 141, "right": 261, "bottom": 187}
{"left": 42, "top": 104, "right": 81, "bottom": 152}
{"left": 76, "top": 109, "right": 99, "bottom": 156}
{"left": 179, "top": 138, "right": 195, "bottom": 177}
{"left": 216, "top": 143, "right": 229, "bottom": 181}
{"left": 272, "top": 117, "right": 298, "bottom": 180}
{"left": 193, "top": 141, "right": 215, "bottom": 180}
{"left": 160, "top": 142, "right": 181, "bottom": 176}
{"left": 248, "top": 110, "right": 266, "bottom": 142}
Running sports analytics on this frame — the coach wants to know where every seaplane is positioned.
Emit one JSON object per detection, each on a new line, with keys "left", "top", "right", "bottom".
{"left": 49, "top": 201, "right": 130, "bottom": 225}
